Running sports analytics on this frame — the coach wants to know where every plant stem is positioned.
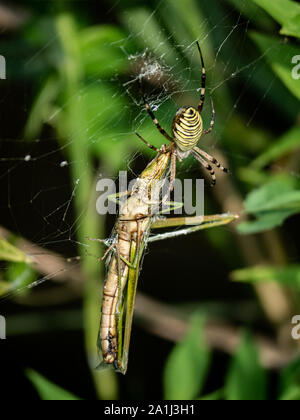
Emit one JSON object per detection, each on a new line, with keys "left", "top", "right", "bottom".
{"left": 55, "top": 13, "right": 118, "bottom": 399}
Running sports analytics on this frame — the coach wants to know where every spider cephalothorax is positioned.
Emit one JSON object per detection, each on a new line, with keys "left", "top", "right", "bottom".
{"left": 136, "top": 41, "right": 228, "bottom": 187}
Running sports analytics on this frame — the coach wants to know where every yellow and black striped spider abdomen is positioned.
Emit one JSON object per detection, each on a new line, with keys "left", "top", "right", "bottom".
{"left": 172, "top": 107, "right": 203, "bottom": 152}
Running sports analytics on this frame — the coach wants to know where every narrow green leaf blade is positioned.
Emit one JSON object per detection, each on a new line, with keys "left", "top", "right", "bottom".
{"left": 281, "top": 14, "right": 300, "bottom": 38}
{"left": 238, "top": 176, "right": 300, "bottom": 234}
{"left": 280, "top": 385, "right": 300, "bottom": 400}
{"left": 0, "top": 239, "right": 32, "bottom": 264}
{"left": 227, "top": 0, "right": 275, "bottom": 30}
{"left": 27, "top": 369, "right": 81, "bottom": 401}
{"left": 238, "top": 207, "right": 297, "bottom": 234}
{"left": 225, "top": 331, "right": 267, "bottom": 400}
{"left": 232, "top": 265, "right": 300, "bottom": 288}
{"left": 279, "top": 358, "right": 300, "bottom": 400}
{"left": 250, "top": 32, "right": 300, "bottom": 101}
{"left": 164, "top": 313, "right": 211, "bottom": 400}
{"left": 251, "top": 0, "right": 300, "bottom": 26}
{"left": 24, "top": 77, "right": 59, "bottom": 139}
{"left": 243, "top": 176, "right": 295, "bottom": 214}
{"left": 79, "top": 25, "right": 131, "bottom": 77}
{"left": 6, "top": 262, "right": 37, "bottom": 290}
{"left": 199, "top": 389, "right": 224, "bottom": 401}
{"left": 251, "top": 127, "right": 300, "bottom": 170}
{"left": 121, "top": 8, "right": 179, "bottom": 67}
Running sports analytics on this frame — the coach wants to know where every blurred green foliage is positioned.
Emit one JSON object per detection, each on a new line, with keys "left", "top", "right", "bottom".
{"left": 26, "top": 369, "right": 81, "bottom": 401}
{"left": 1, "top": 0, "right": 300, "bottom": 401}
{"left": 225, "top": 331, "right": 267, "bottom": 400}
{"left": 0, "top": 239, "right": 31, "bottom": 264}
{"left": 163, "top": 314, "right": 211, "bottom": 400}
{"left": 238, "top": 175, "right": 300, "bottom": 234}
{"left": 232, "top": 265, "right": 300, "bottom": 288}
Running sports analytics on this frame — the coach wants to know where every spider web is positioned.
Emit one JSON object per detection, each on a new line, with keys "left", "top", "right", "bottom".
{"left": 0, "top": 0, "right": 298, "bottom": 301}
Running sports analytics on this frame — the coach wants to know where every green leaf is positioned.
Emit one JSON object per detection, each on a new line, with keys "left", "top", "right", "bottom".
{"left": 281, "top": 14, "right": 300, "bottom": 38}
{"left": 225, "top": 331, "right": 267, "bottom": 400}
{"left": 227, "top": 0, "right": 275, "bottom": 30}
{"left": 79, "top": 25, "right": 131, "bottom": 77}
{"left": 280, "top": 385, "right": 300, "bottom": 400}
{"left": 121, "top": 8, "right": 179, "bottom": 67}
{"left": 199, "top": 389, "right": 224, "bottom": 400}
{"left": 250, "top": 32, "right": 300, "bottom": 101}
{"left": 251, "top": 127, "right": 300, "bottom": 170}
{"left": 6, "top": 262, "right": 37, "bottom": 290}
{"left": 232, "top": 265, "right": 300, "bottom": 288}
{"left": 163, "top": 0, "right": 208, "bottom": 43}
{"left": 224, "top": 115, "right": 272, "bottom": 155}
{"left": 245, "top": 190, "right": 300, "bottom": 213}
{"left": 77, "top": 84, "right": 133, "bottom": 170}
{"left": 0, "top": 281, "right": 10, "bottom": 295}
{"left": 238, "top": 176, "right": 300, "bottom": 234}
{"left": 238, "top": 211, "right": 293, "bottom": 234}
{"left": 0, "top": 262, "right": 37, "bottom": 297}
{"left": 251, "top": 0, "right": 300, "bottom": 27}
{"left": 27, "top": 369, "right": 81, "bottom": 401}
{"left": 24, "top": 77, "right": 60, "bottom": 139}
{"left": 238, "top": 167, "right": 270, "bottom": 187}
{"left": 163, "top": 313, "right": 211, "bottom": 400}
{"left": 279, "top": 358, "right": 300, "bottom": 400}
{"left": 0, "top": 239, "right": 32, "bottom": 263}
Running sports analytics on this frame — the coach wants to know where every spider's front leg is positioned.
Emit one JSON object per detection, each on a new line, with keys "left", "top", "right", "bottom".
{"left": 135, "top": 132, "right": 168, "bottom": 157}
{"left": 169, "top": 148, "right": 177, "bottom": 193}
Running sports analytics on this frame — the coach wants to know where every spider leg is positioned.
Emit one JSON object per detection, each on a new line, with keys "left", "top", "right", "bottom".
{"left": 194, "top": 146, "right": 229, "bottom": 173}
{"left": 101, "top": 243, "right": 115, "bottom": 261}
{"left": 197, "top": 41, "right": 206, "bottom": 113}
{"left": 139, "top": 87, "right": 173, "bottom": 142}
{"left": 192, "top": 150, "right": 216, "bottom": 186}
{"left": 203, "top": 96, "right": 215, "bottom": 135}
{"left": 159, "top": 148, "right": 177, "bottom": 211}
{"left": 169, "top": 149, "right": 177, "bottom": 193}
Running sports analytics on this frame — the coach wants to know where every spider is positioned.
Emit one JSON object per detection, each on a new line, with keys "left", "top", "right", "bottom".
{"left": 136, "top": 41, "right": 229, "bottom": 188}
